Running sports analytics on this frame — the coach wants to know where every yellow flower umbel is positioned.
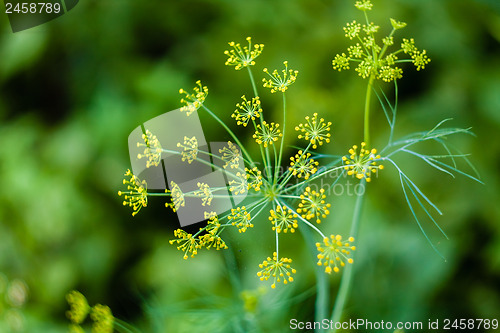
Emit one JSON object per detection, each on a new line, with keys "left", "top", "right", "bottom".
{"left": 166, "top": 181, "right": 185, "bottom": 212}
{"left": 232, "top": 95, "right": 262, "bottom": 127}
{"left": 253, "top": 121, "right": 282, "bottom": 147}
{"left": 269, "top": 206, "right": 298, "bottom": 233}
{"left": 137, "top": 130, "right": 162, "bottom": 168}
{"left": 228, "top": 206, "right": 253, "bottom": 233}
{"left": 229, "top": 172, "right": 247, "bottom": 195}
{"left": 179, "top": 80, "right": 208, "bottom": 116}
{"left": 245, "top": 167, "right": 263, "bottom": 192}
{"left": 342, "top": 142, "right": 384, "bottom": 182}
{"left": 295, "top": 113, "right": 332, "bottom": 149}
{"left": 177, "top": 136, "right": 198, "bottom": 164}
{"left": 332, "top": 0, "right": 430, "bottom": 82}
{"left": 262, "top": 61, "right": 298, "bottom": 93}
{"left": 297, "top": 187, "right": 331, "bottom": 224}
{"left": 204, "top": 211, "right": 220, "bottom": 235}
{"left": 290, "top": 150, "right": 319, "bottom": 180}
{"left": 316, "top": 235, "right": 355, "bottom": 274}
{"left": 198, "top": 233, "right": 228, "bottom": 250}
{"left": 118, "top": 169, "right": 148, "bottom": 216}
{"left": 66, "top": 291, "right": 90, "bottom": 325}
{"left": 195, "top": 182, "right": 213, "bottom": 206}
{"left": 354, "top": 0, "right": 373, "bottom": 11}
{"left": 169, "top": 229, "right": 200, "bottom": 259}
{"left": 224, "top": 37, "right": 264, "bottom": 70}
{"left": 219, "top": 141, "right": 241, "bottom": 169}
{"left": 90, "top": 304, "right": 114, "bottom": 333}
{"left": 257, "top": 252, "right": 296, "bottom": 289}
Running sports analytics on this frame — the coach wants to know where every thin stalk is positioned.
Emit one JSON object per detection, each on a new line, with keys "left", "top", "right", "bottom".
{"left": 276, "top": 93, "right": 286, "bottom": 182}
{"left": 364, "top": 76, "right": 375, "bottom": 147}
{"left": 114, "top": 318, "right": 142, "bottom": 333}
{"left": 201, "top": 105, "right": 254, "bottom": 164}
{"left": 330, "top": 179, "right": 366, "bottom": 331}
{"left": 300, "top": 224, "right": 329, "bottom": 333}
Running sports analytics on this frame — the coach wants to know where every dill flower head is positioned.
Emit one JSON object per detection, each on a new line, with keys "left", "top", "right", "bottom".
{"left": 342, "top": 142, "right": 384, "bottom": 182}
{"left": 169, "top": 229, "right": 200, "bottom": 259}
{"left": 228, "top": 206, "right": 253, "bottom": 233}
{"left": 229, "top": 172, "right": 248, "bottom": 195}
{"left": 401, "top": 38, "right": 431, "bottom": 71}
{"left": 289, "top": 150, "right": 319, "bottom": 180}
{"left": 198, "top": 233, "right": 228, "bottom": 250}
{"left": 219, "top": 141, "right": 241, "bottom": 169}
{"left": 194, "top": 182, "right": 213, "bottom": 206}
{"left": 262, "top": 61, "right": 299, "bottom": 93}
{"left": 179, "top": 80, "right": 208, "bottom": 116}
{"left": 355, "top": 0, "right": 373, "bottom": 11}
{"left": 118, "top": 169, "right": 147, "bottom": 216}
{"left": 344, "top": 20, "right": 361, "bottom": 40}
{"left": 257, "top": 252, "right": 296, "bottom": 289}
{"left": 66, "top": 291, "right": 90, "bottom": 325}
{"left": 295, "top": 113, "right": 332, "bottom": 149}
{"left": 224, "top": 37, "right": 264, "bottom": 70}
{"left": 297, "top": 187, "right": 331, "bottom": 224}
{"left": 166, "top": 181, "right": 185, "bottom": 212}
{"left": 245, "top": 167, "right": 263, "bottom": 192}
{"left": 90, "top": 304, "right": 114, "bottom": 333}
{"left": 232, "top": 95, "right": 262, "bottom": 127}
{"left": 269, "top": 206, "right": 298, "bottom": 233}
{"left": 177, "top": 136, "right": 198, "bottom": 164}
{"left": 253, "top": 121, "right": 282, "bottom": 147}
{"left": 333, "top": 3, "right": 430, "bottom": 81}
{"left": 316, "top": 235, "right": 356, "bottom": 274}
{"left": 137, "top": 130, "right": 162, "bottom": 168}
{"left": 204, "top": 211, "right": 221, "bottom": 235}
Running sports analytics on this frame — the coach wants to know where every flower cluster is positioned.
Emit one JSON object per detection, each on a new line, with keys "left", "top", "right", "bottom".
{"left": 297, "top": 187, "right": 331, "bottom": 224}
{"left": 257, "top": 252, "right": 296, "bottom": 289}
{"left": 66, "top": 291, "right": 114, "bottom": 333}
{"left": 179, "top": 80, "right": 208, "bottom": 116}
{"left": 228, "top": 206, "right": 253, "bottom": 233}
{"left": 316, "top": 235, "right": 356, "bottom": 274}
{"left": 269, "top": 206, "right": 298, "bottom": 233}
{"left": 118, "top": 169, "right": 147, "bottom": 216}
{"left": 224, "top": 37, "right": 264, "bottom": 70}
{"left": 289, "top": 151, "right": 318, "bottom": 180}
{"left": 253, "top": 121, "right": 282, "bottom": 147}
{"left": 262, "top": 61, "right": 298, "bottom": 93}
{"left": 232, "top": 95, "right": 262, "bottom": 127}
{"left": 332, "top": 0, "right": 430, "bottom": 81}
{"left": 177, "top": 136, "right": 199, "bottom": 164}
{"left": 342, "top": 142, "right": 384, "bottom": 182}
{"left": 295, "top": 113, "right": 332, "bottom": 149}
{"left": 137, "top": 130, "right": 162, "bottom": 168}
{"left": 220, "top": 141, "right": 241, "bottom": 169}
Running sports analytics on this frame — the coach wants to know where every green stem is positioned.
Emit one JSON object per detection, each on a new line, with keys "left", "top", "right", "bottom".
{"left": 330, "top": 179, "right": 366, "bottom": 332}
{"left": 276, "top": 93, "right": 286, "bottom": 182}
{"left": 301, "top": 224, "right": 329, "bottom": 333}
{"left": 201, "top": 105, "right": 254, "bottom": 164}
{"left": 114, "top": 318, "right": 142, "bottom": 333}
{"left": 364, "top": 76, "right": 375, "bottom": 147}
{"left": 247, "top": 67, "right": 259, "bottom": 98}
{"left": 247, "top": 67, "right": 272, "bottom": 179}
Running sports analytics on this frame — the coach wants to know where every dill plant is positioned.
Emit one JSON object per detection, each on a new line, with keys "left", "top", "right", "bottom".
{"left": 103, "top": 0, "right": 480, "bottom": 331}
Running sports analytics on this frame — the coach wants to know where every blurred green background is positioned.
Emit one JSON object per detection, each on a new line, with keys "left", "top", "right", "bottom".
{"left": 1, "top": 0, "right": 499, "bottom": 332}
